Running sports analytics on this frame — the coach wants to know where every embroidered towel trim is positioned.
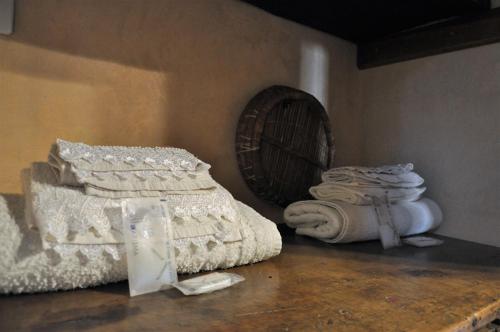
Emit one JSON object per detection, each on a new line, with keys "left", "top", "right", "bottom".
{"left": 0, "top": 195, "right": 281, "bottom": 294}
{"left": 48, "top": 139, "right": 217, "bottom": 195}
{"left": 51, "top": 139, "right": 210, "bottom": 172}
{"left": 26, "top": 163, "right": 239, "bottom": 247}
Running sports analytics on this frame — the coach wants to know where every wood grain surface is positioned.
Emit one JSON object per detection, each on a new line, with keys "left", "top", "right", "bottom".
{"left": 1, "top": 227, "right": 499, "bottom": 332}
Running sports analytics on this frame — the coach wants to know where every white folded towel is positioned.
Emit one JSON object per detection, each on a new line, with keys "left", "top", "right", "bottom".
{"left": 0, "top": 141, "right": 284, "bottom": 294}
{"left": 283, "top": 199, "right": 442, "bottom": 243}
{"left": 27, "top": 163, "right": 239, "bottom": 247}
{"left": 321, "top": 163, "right": 424, "bottom": 188}
{"left": 48, "top": 139, "right": 217, "bottom": 197}
{"left": 0, "top": 194, "right": 282, "bottom": 294}
{"left": 309, "top": 183, "right": 426, "bottom": 205}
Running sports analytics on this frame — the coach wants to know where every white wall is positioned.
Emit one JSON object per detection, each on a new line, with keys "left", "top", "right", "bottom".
{"left": 2, "top": 0, "right": 496, "bottom": 245}
{"left": 358, "top": 43, "right": 500, "bottom": 247}
{"left": 0, "top": 0, "right": 359, "bottom": 223}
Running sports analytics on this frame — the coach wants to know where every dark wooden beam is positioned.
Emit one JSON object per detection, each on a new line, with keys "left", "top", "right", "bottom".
{"left": 358, "top": 8, "right": 500, "bottom": 69}
{"left": 242, "top": 0, "right": 492, "bottom": 43}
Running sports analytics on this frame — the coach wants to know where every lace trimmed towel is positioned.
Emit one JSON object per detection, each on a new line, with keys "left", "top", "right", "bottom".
{"left": 26, "top": 163, "right": 239, "bottom": 247}
{"left": 283, "top": 199, "right": 442, "bottom": 243}
{"left": 48, "top": 139, "right": 218, "bottom": 197}
{"left": 0, "top": 194, "right": 281, "bottom": 294}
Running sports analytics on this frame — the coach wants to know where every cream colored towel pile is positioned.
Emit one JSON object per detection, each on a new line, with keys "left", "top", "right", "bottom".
{"left": 0, "top": 140, "right": 282, "bottom": 294}
{"left": 284, "top": 164, "right": 442, "bottom": 244}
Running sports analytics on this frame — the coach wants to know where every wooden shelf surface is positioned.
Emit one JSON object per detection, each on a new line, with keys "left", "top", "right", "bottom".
{"left": 1, "top": 227, "right": 499, "bottom": 331}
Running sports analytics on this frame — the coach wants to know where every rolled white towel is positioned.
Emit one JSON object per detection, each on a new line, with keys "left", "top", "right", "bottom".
{"left": 309, "top": 183, "right": 426, "bottom": 205}
{"left": 284, "top": 198, "right": 442, "bottom": 243}
{"left": 321, "top": 163, "right": 424, "bottom": 188}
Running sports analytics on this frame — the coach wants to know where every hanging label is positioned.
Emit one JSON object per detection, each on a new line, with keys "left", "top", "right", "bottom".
{"left": 372, "top": 195, "right": 402, "bottom": 249}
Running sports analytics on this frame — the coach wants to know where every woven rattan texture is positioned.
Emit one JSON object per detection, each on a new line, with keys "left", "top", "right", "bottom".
{"left": 236, "top": 86, "right": 334, "bottom": 207}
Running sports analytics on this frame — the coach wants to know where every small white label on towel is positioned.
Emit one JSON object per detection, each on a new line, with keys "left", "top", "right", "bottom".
{"left": 121, "top": 198, "right": 177, "bottom": 297}
{"left": 372, "top": 196, "right": 402, "bottom": 249}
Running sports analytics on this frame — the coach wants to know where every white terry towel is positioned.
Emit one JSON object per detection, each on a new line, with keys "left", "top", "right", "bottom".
{"left": 321, "top": 163, "right": 424, "bottom": 188}
{"left": 309, "top": 183, "right": 426, "bottom": 205}
{"left": 48, "top": 139, "right": 217, "bottom": 197}
{"left": 283, "top": 199, "right": 442, "bottom": 243}
{"left": 0, "top": 194, "right": 281, "bottom": 294}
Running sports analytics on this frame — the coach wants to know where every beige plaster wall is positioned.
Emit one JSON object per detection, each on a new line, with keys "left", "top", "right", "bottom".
{"left": 0, "top": 0, "right": 359, "bottom": 222}
{"left": 358, "top": 44, "right": 500, "bottom": 247}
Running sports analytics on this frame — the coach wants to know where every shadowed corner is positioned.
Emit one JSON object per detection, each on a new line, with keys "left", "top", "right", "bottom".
{"left": 281, "top": 222, "right": 500, "bottom": 269}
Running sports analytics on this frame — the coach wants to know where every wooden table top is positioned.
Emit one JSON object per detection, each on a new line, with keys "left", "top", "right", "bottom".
{"left": 1, "top": 226, "right": 499, "bottom": 332}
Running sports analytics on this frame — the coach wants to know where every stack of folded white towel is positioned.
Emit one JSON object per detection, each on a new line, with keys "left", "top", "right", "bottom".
{"left": 0, "top": 139, "right": 281, "bottom": 294}
{"left": 284, "top": 164, "right": 442, "bottom": 244}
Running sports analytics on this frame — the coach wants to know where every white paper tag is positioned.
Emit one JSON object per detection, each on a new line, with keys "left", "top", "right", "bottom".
{"left": 121, "top": 199, "right": 177, "bottom": 297}
{"left": 372, "top": 195, "right": 402, "bottom": 249}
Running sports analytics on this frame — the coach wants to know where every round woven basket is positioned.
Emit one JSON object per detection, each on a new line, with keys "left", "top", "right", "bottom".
{"left": 236, "top": 85, "right": 334, "bottom": 207}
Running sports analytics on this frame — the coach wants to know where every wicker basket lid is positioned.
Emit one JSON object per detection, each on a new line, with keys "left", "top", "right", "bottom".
{"left": 236, "top": 85, "right": 334, "bottom": 207}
